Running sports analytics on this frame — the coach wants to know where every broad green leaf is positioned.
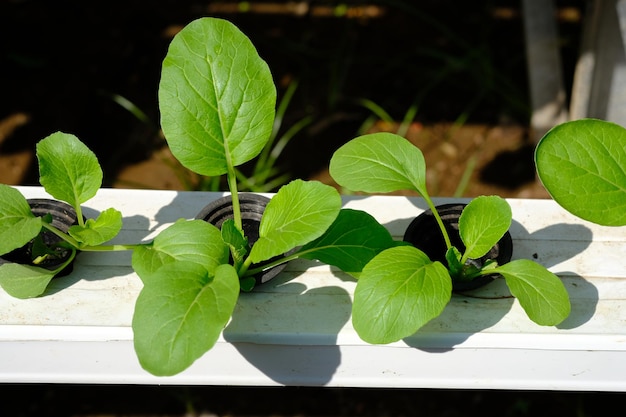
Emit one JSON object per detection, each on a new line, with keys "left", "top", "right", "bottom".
{"left": 133, "top": 262, "right": 239, "bottom": 376}
{"left": 159, "top": 17, "right": 276, "bottom": 176}
{"left": 494, "top": 259, "right": 571, "bottom": 326}
{"left": 329, "top": 132, "right": 428, "bottom": 195}
{"left": 36, "top": 132, "right": 103, "bottom": 206}
{"left": 298, "top": 208, "right": 400, "bottom": 275}
{"left": 535, "top": 119, "right": 626, "bottom": 226}
{"left": 131, "top": 219, "right": 228, "bottom": 282}
{"left": 0, "top": 263, "right": 58, "bottom": 299}
{"left": 221, "top": 218, "right": 249, "bottom": 269}
{"left": 68, "top": 207, "right": 123, "bottom": 246}
{"left": 459, "top": 196, "right": 512, "bottom": 259}
{"left": 0, "top": 184, "right": 43, "bottom": 255}
{"left": 249, "top": 179, "right": 341, "bottom": 263}
{"left": 353, "top": 246, "right": 452, "bottom": 344}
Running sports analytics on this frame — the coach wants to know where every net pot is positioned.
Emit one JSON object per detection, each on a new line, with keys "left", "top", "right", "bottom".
{"left": 195, "top": 193, "right": 289, "bottom": 286}
{"left": 0, "top": 198, "right": 81, "bottom": 277}
{"left": 403, "top": 203, "right": 513, "bottom": 292}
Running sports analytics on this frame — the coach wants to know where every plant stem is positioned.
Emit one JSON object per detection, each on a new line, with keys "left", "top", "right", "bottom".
{"left": 80, "top": 244, "right": 142, "bottom": 251}
{"left": 242, "top": 253, "right": 295, "bottom": 277}
{"left": 227, "top": 168, "right": 243, "bottom": 231}
{"left": 41, "top": 222, "right": 142, "bottom": 252}
{"left": 41, "top": 222, "right": 81, "bottom": 247}
{"left": 74, "top": 204, "right": 85, "bottom": 228}
{"left": 422, "top": 194, "right": 452, "bottom": 250}
{"left": 238, "top": 255, "right": 253, "bottom": 277}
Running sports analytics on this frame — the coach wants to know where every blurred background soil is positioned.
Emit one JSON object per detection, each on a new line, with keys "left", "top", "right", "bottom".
{"left": 1, "top": 0, "right": 585, "bottom": 198}
{"left": 1, "top": 1, "right": 612, "bottom": 416}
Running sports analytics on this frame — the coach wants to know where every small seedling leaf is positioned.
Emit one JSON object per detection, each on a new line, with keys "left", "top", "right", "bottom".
{"left": 133, "top": 262, "right": 239, "bottom": 376}
{"left": 0, "top": 263, "right": 58, "bottom": 299}
{"left": 299, "top": 208, "right": 401, "bottom": 275}
{"left": 0, "top": 184, "right": 43, "bottom": 255}
{"left": 329, "top": 132, "right": 428, "bottom": 195}
{"left": 131, "top": 219, "right": 228, "bottom": 282}
{"left": 68, "top": 207, "right": 123, "bottom": 246}
{"left": 159, "top": 17, "right": 276, "bottom": 176}
{"left": 249, "top": 179, "right": 341, "bottom": 263}
{"left": 459, "top": 195, "right": 512, "bottom": 259}
{"left": 353, "top": 246, "right": 451, "bottom": 344}
{"left": 221, "top": 219, "right": 249, "bottom": 269}
{"left": 535, "top": 119, "right": 626, "bottom": 226}
{"left": 36, "top": 132, "right": 103, "bottom": 207}
{"left": 495, "top": 259, "right": 571, "bottom": 325}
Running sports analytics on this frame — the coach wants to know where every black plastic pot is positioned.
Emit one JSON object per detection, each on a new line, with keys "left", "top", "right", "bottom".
{"left": 195, "top": 193, "right": 289, "bottom": 286}
{"left": 403, "top": 203, "right": 513, "bottom": 292}
{"left": 0, "top": 199, "right": 80, "bottom": 277}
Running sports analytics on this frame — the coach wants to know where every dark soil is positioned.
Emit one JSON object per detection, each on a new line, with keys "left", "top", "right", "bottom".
{"left": 1, "top": 0, "right": 584, "bottom": 196}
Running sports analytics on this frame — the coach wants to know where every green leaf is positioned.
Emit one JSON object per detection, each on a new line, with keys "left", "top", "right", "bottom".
{"left": 0, "top": 263, "right": 58, "bottom": 299}
{"left": 0, "top": 184, "right": 43, "bottom": 255}
{"left": 131, "top": 219, "right": 228, "bottom": 282}
{"left": 159, "top": 17, "right": 276, "bottom": 176}
{"left": 535, "top": 119, "right": 626, "bottom": 226}
{"left": 459, "top": 196, "right": 512, "bottom": 260}
{"left": 329, "top": 132, "right": 428, "bottom": 195}
{"left": 133, "top": 262, "right": 239, "bottom": 376}
{"left": 68, "top": 207, "right": 123, "bottom": 246}
{"left": 445, "top": 246, "right": 464, "bottom": 279}
{"left": 248, "top": 179, "right": 341, "bottom": 263}
{"left": 298, "top": 208, "right": 399, "bottom": 275}
{"left": 494, "top": 259, "right": 571, "bottom": 326}
{"left": 353, "top": 246, "right": 452, "bottom": 344}
{"left": 221, "top": 218, "right": 249, "bottom": 269}
{"left": 36, "top": 132, "right": 103, "bottom": 206}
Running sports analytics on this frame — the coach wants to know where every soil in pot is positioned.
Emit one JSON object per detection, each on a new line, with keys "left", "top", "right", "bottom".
{"left": 195, "top": 193, "right": 289, "bottom": 286}
{"left": 403, "top": 203, "right": 513, "bottom": 292}
{"left": 0, "top": 199, "right": 81, "bottom": 277}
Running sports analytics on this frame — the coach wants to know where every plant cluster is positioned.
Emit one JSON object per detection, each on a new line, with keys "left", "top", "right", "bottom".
{"left": 0, "top": 17, "right": 399, "bottom": 376}
{"left": 1, "top": 17, "right": 624, "bottom": 378}
{"left": 328, "top": 132, "right": 571, "bottom": 343}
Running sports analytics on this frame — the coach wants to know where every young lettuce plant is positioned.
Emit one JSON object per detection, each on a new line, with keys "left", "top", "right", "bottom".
{"left": 329, "top": 132, "right": 571, "bottom": 344}
{"left": 0, "top": 132, "right": 139, "bottom": 298}
{"left": 0, "top": 132, "right": 211, "bottom": 302}
{"left": 129, "top": 17, "right": 398, "bottom": 376}
{"left": 535, "top": 118, "right": 626, "bottom": 227}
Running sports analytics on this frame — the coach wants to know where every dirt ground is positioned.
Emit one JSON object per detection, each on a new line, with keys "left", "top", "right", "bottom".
{"left": 1, "top": 1, "right": 611, "bottom": 416}
{"left": 0, "top": 0, "right": 582, "bottom": 198}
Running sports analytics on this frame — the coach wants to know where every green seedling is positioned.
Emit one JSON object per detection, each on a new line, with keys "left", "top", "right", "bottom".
{"left": 0, "top": 17, "right": 400, "bottom": 378}
{"left": 131, "top": 17, "right": 399, "bottom": 376}
{"left": 0, "top": 132, "right": 140, "bottom": 298}
{"left": 329, "top": 132, "right": 571, "bottom": 344}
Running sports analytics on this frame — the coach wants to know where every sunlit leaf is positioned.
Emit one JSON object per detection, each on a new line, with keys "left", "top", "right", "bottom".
{"left": 0, "top": 184, "right": 42, "bottom": 255}
{"left": 329, "top": 132, "right": 427, "bottom": 195}
{"left": 68, "top": 207, "right": 123, "bottom": 246}
{"left": 249, "top": 179, "right": 341, "bottom": 263}
{"left": 36, "top": 132, "right": 103, "bottom": 207}
{"left": 131, "top": 219, "right": 228, "bottom": 282}
{"left": 495, "top": 259, "right": 571, "bottom": 325}
{"left": 459, "top": 196, "right": 512, "bottom": 259}
{"left": 133, "top": 262, "right": 239, "bottom": 376}
{"left": 535, "top": 118, "right": 626, "bottom": 226}
{"left": 0, "top": 263, "right": 60, "bottom": 299}
{"left": 159, "top": 17, "right": 276, "bottom": 176}
{"left": 353, "top": 246, "right": 451, "bottom": 344}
